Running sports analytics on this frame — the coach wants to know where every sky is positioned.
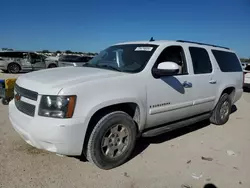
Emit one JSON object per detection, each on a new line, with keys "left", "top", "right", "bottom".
{"left": 1, "top": 0, "right": 249, "bottom": 57}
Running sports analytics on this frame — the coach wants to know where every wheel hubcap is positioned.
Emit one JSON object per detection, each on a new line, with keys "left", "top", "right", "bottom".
{"left": 10, "top": 65, "right": 19, "bottom": 73}
{"left": 101, "top": 124, "right": 129, "bottom": 159}
{"left": 220, "top": 101, "right": 230, "bottom": 120}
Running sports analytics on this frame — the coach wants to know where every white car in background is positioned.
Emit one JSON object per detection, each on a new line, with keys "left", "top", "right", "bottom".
{"left": 243, "top": 64, "right": 250, "bottom": 90}
{"left": 58, "top": 55, "right": 92, "bottom": 67}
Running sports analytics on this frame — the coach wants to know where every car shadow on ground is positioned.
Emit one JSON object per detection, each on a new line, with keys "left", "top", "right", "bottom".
{"left": 130, "top": 119, "right": 211, "bottom": 161}
{"left": 74, "top": 105, "right": 237, "bottom": 164}
{"left": 130, "top": 104, "right": 237, "bottom": 161}
{"left": 203, "top": 183, "right": 218, "bottom": 188}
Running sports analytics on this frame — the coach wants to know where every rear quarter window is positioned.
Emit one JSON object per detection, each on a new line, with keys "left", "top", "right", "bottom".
{"left": 212, "top": 50, "right": 242, "bottom": 72}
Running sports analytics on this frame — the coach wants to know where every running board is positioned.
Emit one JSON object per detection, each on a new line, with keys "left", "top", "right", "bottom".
{"left": 142, "top": 113, "right": 211, "bottom": 137}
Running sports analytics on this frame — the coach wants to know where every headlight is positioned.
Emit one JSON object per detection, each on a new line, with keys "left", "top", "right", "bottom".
{"left": 38, "top": 95, "right": 76, "bottom": 118}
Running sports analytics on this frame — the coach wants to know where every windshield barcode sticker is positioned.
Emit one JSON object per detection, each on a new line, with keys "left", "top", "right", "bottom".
{"left": 135, "top": 47, "right": 153, "bottom": 51}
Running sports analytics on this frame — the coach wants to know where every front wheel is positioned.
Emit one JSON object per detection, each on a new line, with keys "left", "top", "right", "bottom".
{"left": 7, "top": 63, "right": 20, "bottom": 73}
{"left": 210, "top": 93, "right": 232, "bottom": 125}
{"left": 86, "top": 111, "right": 137, "bottom": 170}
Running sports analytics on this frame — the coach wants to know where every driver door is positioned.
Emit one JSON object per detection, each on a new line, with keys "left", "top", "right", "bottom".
{"left": 146, "top": 45, "right": 196, "bottom": 128}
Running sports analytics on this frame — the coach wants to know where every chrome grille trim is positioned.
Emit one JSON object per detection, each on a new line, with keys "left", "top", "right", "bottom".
{"left": 14, "top": 84, "right": 38, "bottom": 101}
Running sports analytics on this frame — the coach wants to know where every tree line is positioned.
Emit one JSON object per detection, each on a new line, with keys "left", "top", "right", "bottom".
{"left": 240, "top": 58, "right": 250, "bottom": 63}
{"left": 38, "top": 50, "right": 98, "bottom": 56}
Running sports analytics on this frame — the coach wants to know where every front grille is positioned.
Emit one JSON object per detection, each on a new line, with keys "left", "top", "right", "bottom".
{"left": 15, "top": 99, "right": 36, "bottom": 117}
{"left": 14, "top": 84, "right": 38, "bottom": 101}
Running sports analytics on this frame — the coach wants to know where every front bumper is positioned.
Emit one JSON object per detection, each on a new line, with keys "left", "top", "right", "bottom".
{"left": 9, "top": 100, "right": 88, "bottom": 156}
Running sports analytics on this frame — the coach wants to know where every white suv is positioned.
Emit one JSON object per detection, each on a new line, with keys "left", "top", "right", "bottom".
{"left": 9, "top": 40, "right": 243, "bottom": 169}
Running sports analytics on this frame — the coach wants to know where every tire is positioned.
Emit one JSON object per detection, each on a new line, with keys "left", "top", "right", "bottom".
{"left": 7, "top": 63, "right": 20, "bottom": 73}
{"left": 2, "top": 98, "right": 9, "bottom": 105}
{"left": 210, "top": 93, "right": 232, "bottom": 125}
{"left": 48, "top": 64, "right": 57, "bottom": 68}
{"left": 86, "top": 111, "right": 137, "bottom": 170}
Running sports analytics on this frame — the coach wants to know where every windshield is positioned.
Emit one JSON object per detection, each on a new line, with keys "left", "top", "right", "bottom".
{"left": 85, "top": 44, "right": 158, "bottom": 73}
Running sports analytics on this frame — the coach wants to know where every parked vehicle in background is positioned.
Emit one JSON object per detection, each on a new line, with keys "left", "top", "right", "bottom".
{"left": 243, "top": 64, "right": 250, "bottom": 90}
{"left": 58, "top": 55, "right": 93, "bottom": 67}
{"left": 0, "top": 51, "right": 58, "bottom": 73}
{"left": 241, "top": 62, "right": 248, "bottom": 69}
{"left": 9, "top": 39, "right": 243, "bottom": 170}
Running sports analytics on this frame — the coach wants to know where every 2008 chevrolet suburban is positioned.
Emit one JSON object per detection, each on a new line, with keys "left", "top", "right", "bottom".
{"left": 9, "top": 40, "right": 243, "bottom": 169}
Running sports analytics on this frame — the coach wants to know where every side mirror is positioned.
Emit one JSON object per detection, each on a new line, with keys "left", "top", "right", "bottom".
{"left": 152, "top": 62, "right": 179, "bottom": 78}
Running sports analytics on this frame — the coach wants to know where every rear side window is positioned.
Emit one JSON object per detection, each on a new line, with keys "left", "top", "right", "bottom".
{"left": 212, "top": 50, "right": 242, "bottom": 72}
{"left": 0, "top": 52, "right": 7, "bottom": 57}
{"left": 59, "top": 55, "right": 80, "bottom": 62}
{"left": 0, "top": 52, "right": 23, "bottom": 58}
{"left": 189, "top": 47, "right": 212, "bottom": 74}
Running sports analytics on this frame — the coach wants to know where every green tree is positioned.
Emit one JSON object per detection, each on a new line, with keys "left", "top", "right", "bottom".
{"left": 65, "top": 50, "right": 72, "bottom": 54}
{"left": 42, "top": 50, "right": 50, "bottom": 53}
{"left": 240, "top": 58, "right": 250, "bottom": 63}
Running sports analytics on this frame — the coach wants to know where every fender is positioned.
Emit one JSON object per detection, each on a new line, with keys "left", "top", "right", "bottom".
{"left": 82, "top": 97, "right": 146, "bottom": 131}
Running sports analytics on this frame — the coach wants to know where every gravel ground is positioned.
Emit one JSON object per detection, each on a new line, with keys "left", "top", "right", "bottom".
{"left": 1, "top": 71, "right": 250, "bottom": 188}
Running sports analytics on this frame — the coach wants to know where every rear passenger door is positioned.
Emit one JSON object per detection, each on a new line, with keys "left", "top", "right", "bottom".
{"left": 188, "top": 47, "right": 219, "bottom": 114}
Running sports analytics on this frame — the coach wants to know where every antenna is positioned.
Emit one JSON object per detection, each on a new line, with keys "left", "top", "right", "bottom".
{"left": 149, "top": 37, "right": 155, "bottom": 42}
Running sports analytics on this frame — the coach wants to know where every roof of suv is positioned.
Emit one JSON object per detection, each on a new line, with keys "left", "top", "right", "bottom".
{"left": 115, "top": 39, "right": 231, "bottom": 51}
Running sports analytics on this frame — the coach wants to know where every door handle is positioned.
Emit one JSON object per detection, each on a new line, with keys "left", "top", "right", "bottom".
{"left": 182, "top": 81, "right": 192, "bottom": 88}
{"left": 209, "top": 80, "right": 217, "bottom": 84}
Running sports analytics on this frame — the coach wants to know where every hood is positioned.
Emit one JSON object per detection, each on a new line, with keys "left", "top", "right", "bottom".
{"left": 16, "top": 67, "right": 125, "bottom": 95}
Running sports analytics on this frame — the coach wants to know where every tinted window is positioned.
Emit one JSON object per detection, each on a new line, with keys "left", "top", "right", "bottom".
{"left": 212, "top": 50, "right": 242, "bottom": 72}
{"left": 189, "top": 47, "right": 212, "bottom": 74}
{"left": 59, "top": 55, "right": 80, "bottom": 62}
{"left": 0, "top": 52, "right": 7, "bottom": 57}
{"left": 245, "top": 65, "right": 250, "bottom": 71}
{"left": 0, "top": 52, "right": 23, "bottom": 58}
{"left": 30, "top": 53, "right": 41, "bottom": 59}
{"left": 74, "top": 56, "right": 91, "bottom": 63}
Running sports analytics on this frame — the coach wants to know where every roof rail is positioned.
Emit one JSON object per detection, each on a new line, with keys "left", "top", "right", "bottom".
{"left": 176, "top": 40, "right": 230, "bottom": 50}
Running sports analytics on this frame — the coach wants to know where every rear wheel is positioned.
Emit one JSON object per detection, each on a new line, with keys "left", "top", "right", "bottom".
{"left": 86, "top": 111, "right": 137, "bottom": 170}
{"left": 210, "top": 93, "right": 232, "bottom": 125}
{"left": 7, "top": 63, "right": 20, "bottom": 73}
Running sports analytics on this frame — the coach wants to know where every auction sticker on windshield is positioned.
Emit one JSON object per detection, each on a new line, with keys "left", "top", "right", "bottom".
{"left": 135, "top": 47, "right": 153, "bottom": 51}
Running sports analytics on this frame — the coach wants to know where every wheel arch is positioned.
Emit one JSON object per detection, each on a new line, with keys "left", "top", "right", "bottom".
{"left": 82, "top": 100, "right": 144, "bottom": 155}
{"left": 214, "top": 86, "right": 236, "bottom": 108}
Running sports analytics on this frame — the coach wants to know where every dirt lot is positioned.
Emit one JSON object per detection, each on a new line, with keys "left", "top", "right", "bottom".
{"left": 1, "top": 71, "right": 250, "bottom": 188}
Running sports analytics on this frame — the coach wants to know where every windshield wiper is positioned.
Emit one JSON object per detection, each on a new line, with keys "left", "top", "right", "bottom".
{"left": 82, "top": 63, "right": 121, "bottom": 72}
{"left": 82, "top": 63, "right": 96, "bottom": 67}
{"left": 97, "top": 64, "right": 121, "bottom": 72}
